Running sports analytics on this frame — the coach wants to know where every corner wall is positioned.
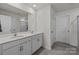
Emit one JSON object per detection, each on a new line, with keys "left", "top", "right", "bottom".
{"left": 36, "top": 5, "right": 51, "bottom": 50}
{"left": 50, "top": 6, "right": 56, "bottom": 46}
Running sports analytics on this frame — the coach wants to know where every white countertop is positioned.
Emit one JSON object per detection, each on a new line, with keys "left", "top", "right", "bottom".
{"left": 0, "top": 32, "right": 42, "bottom": 44}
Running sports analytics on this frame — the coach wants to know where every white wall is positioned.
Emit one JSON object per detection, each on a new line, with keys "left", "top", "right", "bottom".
{"left": 56, "top": 8, "right": 79, "bottom": 46}
{"left": 50, "top": 6, "right": 56, "bottom": 45}
{"left": 36, "top": 5, "right": 56, "bottom": 49}
{"left": 36, "top": 5, "right": 51, "bottom": 50}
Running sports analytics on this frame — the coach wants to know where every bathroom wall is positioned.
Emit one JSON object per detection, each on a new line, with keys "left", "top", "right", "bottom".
{"left": 36, "top": 5, "right": 51, "bottom": 50}
{"left": 50, "top": 6, "right": 56, "bottom": 46}
{"left": 36, "top": 4, "right": 57, "bottom": 50}
{"left": 55, "top": 8, "right": 79, "bottom": 46}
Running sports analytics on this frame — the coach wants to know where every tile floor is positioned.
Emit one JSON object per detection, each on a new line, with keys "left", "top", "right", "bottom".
{"left": 38, "top": 42, "right": 79, "bottom": 55}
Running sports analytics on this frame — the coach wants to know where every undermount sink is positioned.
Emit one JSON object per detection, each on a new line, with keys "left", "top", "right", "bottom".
{"left": 10, "top": 35, "right": 23, "bottom": 38}
{"left": 10, "top": 32, "right": 33, "bottom": 39}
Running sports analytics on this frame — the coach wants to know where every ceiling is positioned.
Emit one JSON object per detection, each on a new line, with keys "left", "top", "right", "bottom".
{"left": 0, "top": 3, "right": 28, "bottom": 16}
{"left": 24, "top": 3, "right": 79, "bottom": 12}
{"left": 0, "top": 3, "right": 79, "bottom": 15}
{"left": 52, "top": 3, "right": 79, "bottom": 12}
{"left": 23, "top": 3, "right": 49, "bottom": 10}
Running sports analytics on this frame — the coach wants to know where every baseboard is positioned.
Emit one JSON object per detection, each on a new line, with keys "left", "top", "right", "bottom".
{"left": 51, "top": 41, "right": 78, "bottom": 49}
{"left": 32, "top": 47, "right": 45, "bottom": 55}
{"left": 51, "top": 42, "right": 57, "bottom": 49}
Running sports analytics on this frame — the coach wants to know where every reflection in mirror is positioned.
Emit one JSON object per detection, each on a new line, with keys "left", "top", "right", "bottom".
{"left": 19, "top": 18, "right": 28, "bottom": 32}
{"left": 0, "top": 15, "right": 28, "bottom": 34}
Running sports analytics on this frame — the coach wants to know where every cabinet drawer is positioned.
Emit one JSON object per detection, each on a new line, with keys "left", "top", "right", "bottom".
{"left": 2, "top": 40, "right": 20, "bottom": 50}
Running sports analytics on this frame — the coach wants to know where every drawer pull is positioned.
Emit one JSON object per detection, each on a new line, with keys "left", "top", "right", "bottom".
{"left": 20, "top": 46, "right": 23, "bottom": 51}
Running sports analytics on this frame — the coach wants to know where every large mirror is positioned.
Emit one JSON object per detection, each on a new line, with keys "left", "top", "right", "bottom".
{"left": 0, "top": 15, "right": 28, "bottom": 34}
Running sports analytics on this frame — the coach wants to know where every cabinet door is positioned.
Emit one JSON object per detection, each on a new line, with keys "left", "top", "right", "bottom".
{"left": 0, "top": 45, "right": 2, "bottom": 55}
{"left": 3, "top": 45, "right": 20, "bottom": 55}
{"left": 21, "top": 39, "right": 31, "bottom": 55}
{"left": 37, "top": 34, "right": 42, "bottom": 49}
{"left": 31, "top": 35, "right": 38, "bottom": 53}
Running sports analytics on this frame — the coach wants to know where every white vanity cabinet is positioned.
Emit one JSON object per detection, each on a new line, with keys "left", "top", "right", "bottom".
{"left": 19, "top": 37, "right": 31, "bottom": 55}
{"left": 2, "top": 37, "right": 32, "bottom": 55}
{"left": 2, "top": 40, "right": 20, "bottom": 55}
{"left": 31, "top": 34, "right": 43, "bottom": 53}
{"left": 0, "top": 33, "right": 43, "bottom": 55}
{"left": 2, "top": 45, "right": 20, "bottom": 55}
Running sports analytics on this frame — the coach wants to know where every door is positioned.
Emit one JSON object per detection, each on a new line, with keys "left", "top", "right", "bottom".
{"left": 3, "top": 45, "right": 20, "bottom": 55}
{"left": 56, "top": 15, "right": 70, "bottom": 44}
{"left": 21, "top": 39, "right": 31, "bottom": 55}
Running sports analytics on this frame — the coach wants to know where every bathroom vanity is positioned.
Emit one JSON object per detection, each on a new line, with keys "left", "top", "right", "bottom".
{"left": 0, "top": 32, "right": 43, "bottom": 55}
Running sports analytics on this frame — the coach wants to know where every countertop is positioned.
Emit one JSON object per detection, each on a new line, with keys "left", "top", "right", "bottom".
{"left": 0, "top": 32, "right": 42, "bottom": 44}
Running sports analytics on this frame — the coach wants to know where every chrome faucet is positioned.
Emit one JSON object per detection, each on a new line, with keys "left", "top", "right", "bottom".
{"left": 31, "top": 30, "right": 34, "bottom": 33}
{"left": 28, "top": 30, "right": 34, "bottom": 34}
{"left": 14, "top": 33, "right": 17, "bottom": 36}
